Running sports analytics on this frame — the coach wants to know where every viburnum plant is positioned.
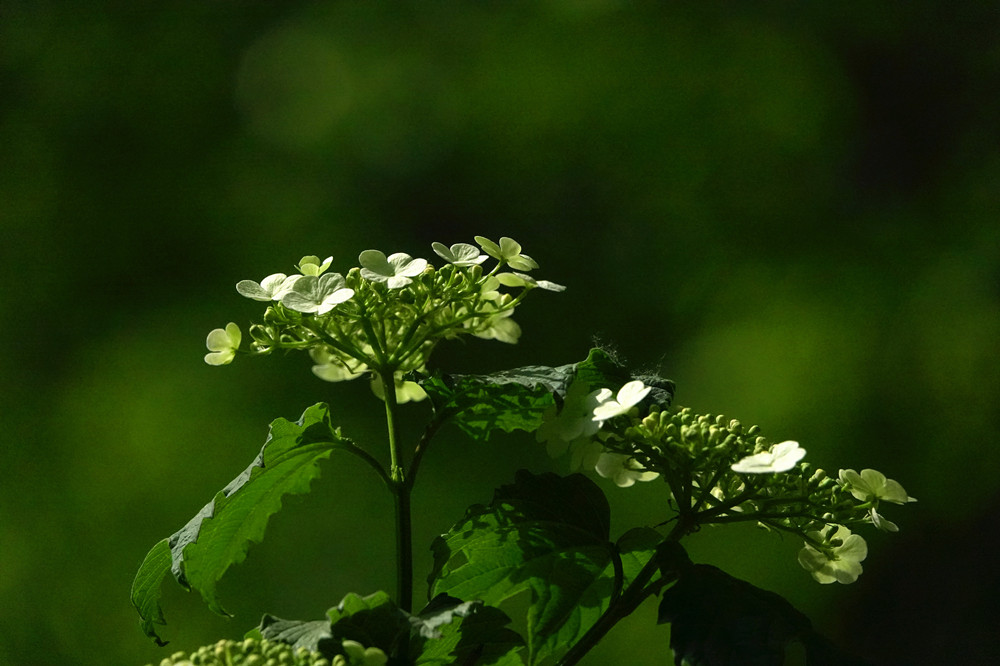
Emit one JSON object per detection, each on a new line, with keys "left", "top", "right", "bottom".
{"left": 133, "top": 237, "right": 914, "bottom": 666}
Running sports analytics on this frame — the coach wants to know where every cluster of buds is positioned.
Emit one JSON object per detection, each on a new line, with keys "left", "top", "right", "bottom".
{"left": 538, "top": 378, "right": 916, "bottom": 584}
{"left": 145, "top": 638, "right": 386, "bottom": 666}
{"left": 204, "top": 237, "right": 563, "bottom": 402}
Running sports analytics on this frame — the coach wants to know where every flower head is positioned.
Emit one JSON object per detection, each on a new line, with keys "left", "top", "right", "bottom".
{"left": 359, "top": 250, "right": 428, "bottom": 288}
{"left": 474, "top": 236, "right": 539, "bottom": 271}
{"left": 595, "top": 452, "right": 659, "bottom": 487}
{"left": 204, "top": 323, "right": 241, "bottom": 365}
{"left": 731, "top": 440, "right": 806, "bottom": 474}
{"left": 281, "top": 273, "right": 354, "bottom": 314}
{"left": 838, "top": 468, "right": 916, "bottom": 504}
{"left": 592, "top": 380, "right": 651, "bottom": 422}
{"left": 431, "top": 242, "right": 488, "bottom": 267}
{"left": 236, "top": 273, "right": 299, "bottom": 301}
{"left": 798, "top": 525, "right": 868, "bottom": 584}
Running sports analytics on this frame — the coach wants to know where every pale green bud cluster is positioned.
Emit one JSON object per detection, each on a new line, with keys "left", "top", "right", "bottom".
{"left": 143, "top": 638, "right": 387, "bottom": 666}
{"left": 203, "top": 237, "right": 563, "bottom": 401}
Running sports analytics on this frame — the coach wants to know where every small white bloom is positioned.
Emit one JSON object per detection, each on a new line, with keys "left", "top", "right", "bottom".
{"left": 839, "top": 468, "right": 916, "bottom": 504}
{"left": 474, "top": 236, "right": 539, "bottom": 271}
{"left": 595, "top": 452, "right": 659, "bottom": 487}
{"left": 235, "top": 273, "right": 299, "bottom": 301}
{"left": 536, "top": 382, "right": 607, "bottom": 459}
{"left": 798, "top": 525, "right": 868, "bottom": 584}
{"left": 310, "top": 347, "right": 368, "bottom": 383}
{"left": 359, "top": 250, "right": 428, "bottom": 288}
{"left": 296, "top": 255, "right": 333, "bottom": 276}
{"left": 370, "top": 372, "right": 427, "bottom": 404}
{"left": 869, "top": 507, "right": 899, "bottom": 533}
{"left": 731, "top": 440, "right": 806, "bottom": 474}
{"left": 431, "top": 242, "right": 488, "bottom": 266}
{"left": 592, "top": 380, "right": 651, "bottom": 422}
{"left": 495, "top": 272, "right": 566, "bottom": 292}
{"left": 281, "top": 273, "right": 354, "bottom": 314}
{"left": 204, "top": 322, "right": 241, "bottom": 366}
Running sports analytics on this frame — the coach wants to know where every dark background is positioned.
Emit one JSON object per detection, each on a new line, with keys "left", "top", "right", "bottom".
{"left": 2, "top": 2, "right": 998, "bottom": 664}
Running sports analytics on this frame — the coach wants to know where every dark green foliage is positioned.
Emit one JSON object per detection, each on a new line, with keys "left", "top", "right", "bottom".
{"left": 657, "top": 564, "right": 872, "bottom": 666}
{"left": 429, "top": 470, "right": 658, "bottom": 665}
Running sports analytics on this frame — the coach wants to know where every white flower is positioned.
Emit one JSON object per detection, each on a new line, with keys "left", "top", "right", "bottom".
{"left": 798, "top": 525, "right": 868, "bottom": 584}
{"left": 235, "top": 273, "right": 299, "bottom": 301}
{"left": 495, "top": 272, "right": 566, "bottom": 292}
{"left": 370, "top": 372, "right": 427, "bottom": 404}
{"left": 592, "top": 380, "right": 651, "bottom": 422}
{"left": 731, "top": 440, "right": 806, "bottom": 474}
{"left": 474, "top": 236, "right": 539, "bottom": 271}
{"left": 310, "top": 347, "right": 368, "bottom": 383}
{"left": 869, "top": 507, "right": 899, "bottom": 533}
{"left": 468, "top": 301, "right": 521, "bottom": 344}
{"left": 536, "top": 382, "right": 606, "bottom": 458}
{"left": 839, "top": 468, "right": 916, "bottom": 504}
{"left": 359, "top": 250, "right": 428, "bottom": 288}
{"left": 595, "top": 452, "right": 659, "bottom": 487}
{"left": 431, "top": 242, "right": 488, "bottom": 266}
{"left": 296, "top": 255, "right": 333, "bottom": 276}
{"left": 204, "top": 322, "right": 241, "bottom": 366}
{"left": 281, "top": 273, "right": 354, "bottom": 314}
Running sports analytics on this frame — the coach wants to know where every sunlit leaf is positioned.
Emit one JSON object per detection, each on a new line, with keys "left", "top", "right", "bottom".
{"left": 429, "top": 470, "right": 658, "bottom": 664}
{"left": 131, "top": 403, "right": 351, "bottom": 644}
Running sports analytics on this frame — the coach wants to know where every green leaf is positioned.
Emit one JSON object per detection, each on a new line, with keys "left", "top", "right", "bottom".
{"left": 258, "top": 615, "right": 337, "bottom": 656}
{"left": 658, "top": 564, "right": 872, "bottom": 666}
{"left": 419, "top": 347, "right": 645, "bottom": 442}
{"left": 130, "top": 538, "right": 172, "bottom": 646}
{"left": 131, "top": 403, "right": 352, "bottom": 644}
{"left": 412, "top": 595, "right": 524, "bottom": 665}
{"left": 326, "top": 591, "right": 413, "bottom": 655}
{"left": 429, "top": 470, "right": 655, "bottom": 664}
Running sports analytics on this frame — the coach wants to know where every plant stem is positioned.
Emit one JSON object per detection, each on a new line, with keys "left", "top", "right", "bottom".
{"left": 379, "top": 368, "right": 413, "bottom": 614}
{"left": 556, "top": 526, "right": 688, "bottom": 666}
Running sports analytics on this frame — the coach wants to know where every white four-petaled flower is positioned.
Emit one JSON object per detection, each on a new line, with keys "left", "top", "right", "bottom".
{"left": 592, "top": 380, "right": 651, "bottom": 422}
{"left": 204, "top": 322, "right": 241, "bottom": 366}
{"left": 838, "top": 468, "right": 916, "bottom": 505}
{"left": 474, "top": 236, "right": 539, "bottom": 271}
{"left": 595, "top": 452, "right": 659, "bottom": 487}
{"left": 236, "top": 273, "right": 299, "bottom": 301}
{"left": 359, "top": 250, "right": 428, "bottom": 288}
{"left": 281, "top": 273, "right": 354, "bottom": 314}
{"left": 731, "top": 440, "right": 806, "bottom": 474}
{"left": 496, "top": 272, "right": 566, "bottom": 292}
{"left": 431, "top": 242, "right": 488, "bottom": 267}
{"left": 798, "top": 525, "right": 868, "bottom": 584}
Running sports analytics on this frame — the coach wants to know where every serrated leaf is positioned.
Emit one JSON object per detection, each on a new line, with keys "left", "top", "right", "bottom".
{"left": 413, "top": 595, "right": 524, "bottom": 665}
{"left": 258, "top": 615, "right": 337, "bottom": 656}
{"left": 429, "top": 470, "right": 656, "bottom": 664}
{"left": 131, "top": 403, "right": 351, "bottom": 643}
{"left": 419, "top": 363, "right": 575, "bottom": 441}
{"left": 419, "top": 348, "right": 673, "bottom": 442}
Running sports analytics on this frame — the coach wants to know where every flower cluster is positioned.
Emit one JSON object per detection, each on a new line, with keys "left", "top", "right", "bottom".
{"left": 204, "top": 238, "right": 563, "bottom": 402}
{"left": 536, "top": 377, "right": 915, "bottom": 584}
{"left": 143, "top": 637, "right": 386, "bottom": 666}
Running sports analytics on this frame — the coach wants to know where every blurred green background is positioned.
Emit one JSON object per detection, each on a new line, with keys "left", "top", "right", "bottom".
{"left": 2, "top": 1, "right": 998, "bottom": 664}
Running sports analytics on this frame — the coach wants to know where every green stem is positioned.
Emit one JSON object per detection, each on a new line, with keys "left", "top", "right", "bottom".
{"left": 379, "top": 367, "right": 413, "bottom": 614}
{"left": 556, "top": 524, "right": 688, "bottom": 666}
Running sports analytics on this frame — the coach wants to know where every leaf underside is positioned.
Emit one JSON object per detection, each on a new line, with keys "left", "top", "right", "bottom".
{"left": 131, "top": 403, "right": 351, "bottom": 644}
